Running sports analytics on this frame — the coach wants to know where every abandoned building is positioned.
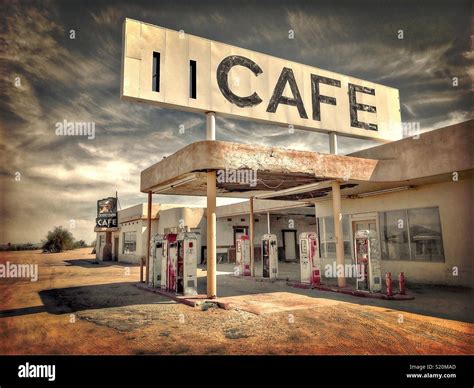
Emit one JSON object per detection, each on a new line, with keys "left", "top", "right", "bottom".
{"left": 95, "top": 119, "right": 473, "bottom": 289}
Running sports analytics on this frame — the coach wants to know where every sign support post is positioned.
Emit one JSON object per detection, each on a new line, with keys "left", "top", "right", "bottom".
{"left": 249, "top": 196, "right": 255, "bottom": 277}
{"left": 329, "top": 132, "right": 338, "bottom": 155}
{"left": 206, "top": 112, "right": 217, "bottom": 298}
{"left": 146, "top": 191, "right": 152, "bottom": 284}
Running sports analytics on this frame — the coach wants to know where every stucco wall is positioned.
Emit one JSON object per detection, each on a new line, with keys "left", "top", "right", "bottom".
{"left": 213, "top": 213, "right": 316, "bottom": 261}
{"left": 115, "top": 219, "right": 158, "bottom": 264}
{"left": 157, "top": 207, "right": 205, "bottom": 234}
{"left": 315, "top": 178, "right": 473, "bottom": 287}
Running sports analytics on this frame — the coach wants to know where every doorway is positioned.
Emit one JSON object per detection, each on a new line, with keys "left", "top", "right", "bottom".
{"left": 233, "top": 226, "right": 249, "bottom": 247}
{"left": 352, "top": 219, "right": 377, "bottom": 242}
{"left": 113, "top": 237, "right": 119, "bottom": 261}
{"left": 282, "top": 230, "right": 297, "bottom": 262}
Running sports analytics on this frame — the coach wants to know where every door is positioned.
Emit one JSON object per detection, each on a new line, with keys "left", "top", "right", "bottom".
{"left": 283, "top": 230, "right": 297, "bottom": 261}
{"left": 113, "top": 237, "right": 119, "bottom": 261}
{"left": 233, "top": 226, "right": 248, "bottom": 247}
{"left": 353, "top": 220, "right": 377, "bottom": 235}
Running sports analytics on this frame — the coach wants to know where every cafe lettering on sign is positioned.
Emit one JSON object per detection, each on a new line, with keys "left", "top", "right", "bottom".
{"left": 121, "top": 19, "right": 402, "bottom": 141}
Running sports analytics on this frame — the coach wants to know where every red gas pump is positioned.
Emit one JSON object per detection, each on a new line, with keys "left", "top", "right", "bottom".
{"left": 385, "top": 272, "right": 393, "bottom": 296}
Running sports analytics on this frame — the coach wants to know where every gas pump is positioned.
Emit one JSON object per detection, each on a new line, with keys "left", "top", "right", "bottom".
{"left": 299, "top": 232, "right": 321, "bottom": 285}
{"left": 261, "top": 234, "right": 278, "bottom": 279}
{"left": 163, "top": 234, "right": 178, "bottom": 292}
{"left": 149, "top": 234, "right": 165, "bottom": 287}
{"left": 176, "top": 232, "right": 198, "bottom": 295}
{"left": 235, "top": 235, "right": 251, "bottom": 276}
{"left": 160, "top": 234, "right": 169, "bottom": 290}
{"left": 354, "top": 230, "right": 382, "bottom": 292}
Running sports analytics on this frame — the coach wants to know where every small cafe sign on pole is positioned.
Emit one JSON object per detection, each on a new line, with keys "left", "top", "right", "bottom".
{"left": 95, "top": 197, "right": 118, "bottom": 229}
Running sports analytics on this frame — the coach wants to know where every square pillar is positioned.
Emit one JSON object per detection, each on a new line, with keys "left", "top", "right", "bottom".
{"left": 331, "top": 181, "right": 346, "bottom": 288}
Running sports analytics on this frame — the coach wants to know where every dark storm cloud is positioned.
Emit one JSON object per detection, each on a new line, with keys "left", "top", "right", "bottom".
{"left": 0, "top": 0, "right": 472, "bottom": 243}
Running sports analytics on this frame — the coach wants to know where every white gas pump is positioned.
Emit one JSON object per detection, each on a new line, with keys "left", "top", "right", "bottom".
{"left": 160, "top": 234, "right": 170, "bottom": 290}
{"left": 261, "top": 234, "right": 278, "bottom": 279}
{"left": 235, "top": 235, "right": 251, "bottom": 276}
{"left": 354, "top": 230, "right": 382, "bottom": 292}
{"left": 149, "top": 234, "right": 165, "bottom": 287}
{"left": 299, "top": 232, "right": 321, "bottom": 285}
{"left": 176, "top": 232, "right": 198, "bottom": 295}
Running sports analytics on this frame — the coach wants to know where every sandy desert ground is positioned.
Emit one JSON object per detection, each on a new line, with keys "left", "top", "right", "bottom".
{"left": 0, "top": 248, "right": 473, "bottom": 355}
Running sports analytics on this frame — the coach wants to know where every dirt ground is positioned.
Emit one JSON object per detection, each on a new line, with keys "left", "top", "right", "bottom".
{"left": 0, "top": 248, "right": 473, "bottom": 355}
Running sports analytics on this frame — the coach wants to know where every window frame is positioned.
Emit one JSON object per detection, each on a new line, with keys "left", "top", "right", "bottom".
{"left": 122, "top": 231, "right": 137, "bottom": 254}
{"left": 378, "top": 206, "right": 444, "bottom": 262}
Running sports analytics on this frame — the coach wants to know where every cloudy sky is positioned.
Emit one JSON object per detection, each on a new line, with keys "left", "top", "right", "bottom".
{"left": 1, "top": 0, "right": 472, "bottom": 244}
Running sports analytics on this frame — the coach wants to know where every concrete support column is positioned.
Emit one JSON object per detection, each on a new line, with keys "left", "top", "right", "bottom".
{"left": 146, "top": 191, "right": 152, "bottom": 284}
{"left": 329, "top": 132, "right": 338, "bottom": 155}
{"left": 206, "top": 112, "right": 217, "bottom": 298}
{"left": 331, "top": 181, "right": 346, "bottom": 288}
{"left": 249, "top": 196, "right": 255, "bottom": 277}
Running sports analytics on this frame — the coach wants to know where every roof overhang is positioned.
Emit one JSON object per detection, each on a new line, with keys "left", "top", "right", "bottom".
{"left": 140, "top": 140, "right": 379, "bottom": 199}
{"left": 140, "top": 120, "right": 473, "bottom": 202}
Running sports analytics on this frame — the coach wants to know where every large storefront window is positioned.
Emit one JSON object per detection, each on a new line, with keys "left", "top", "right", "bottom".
{"left": 123, "top": 232, "right": 137, "bottom": 254}
{"left": 408, "top": 208, "right": 444, "bottom": 262}
{"left": 379, "top": 210, "right": 410, "bottom": 260}
{"left": 318, "top": 216, "right": 352, "bottom": 259}
{"left": 379, "top": 207, "right": 444, "bottom": 262}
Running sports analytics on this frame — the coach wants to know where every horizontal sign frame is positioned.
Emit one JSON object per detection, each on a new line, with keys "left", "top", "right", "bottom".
{"left": 121, "top": 18, "right": 402, "bottom": 142}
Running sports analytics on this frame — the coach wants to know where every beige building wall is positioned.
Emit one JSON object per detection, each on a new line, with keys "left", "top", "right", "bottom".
{"left": 314, "top": 178, "right": 473, "bottom": 287}
{"left": 157, "top": 207, "right": 205, "bottom": 234}
{"left": 216, "top": 214, "right": 315, "bottom": 247}
{"left": 118, "top": 220, "right": 148, "bottom": 264}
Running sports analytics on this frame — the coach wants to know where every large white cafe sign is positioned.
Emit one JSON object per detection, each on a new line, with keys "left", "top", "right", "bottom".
{"left": 121, "top": 19, "right": 402, "bottom": 141}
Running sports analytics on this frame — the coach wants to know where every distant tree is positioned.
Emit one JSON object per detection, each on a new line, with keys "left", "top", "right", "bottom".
{"left": 42, "top": 226, "right": 75, "bottom": 252}
{"left": 72, "top": 239, "right": 87, "bottom": 249}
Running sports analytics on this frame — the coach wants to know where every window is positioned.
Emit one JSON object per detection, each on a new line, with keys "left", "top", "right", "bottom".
{"left": 123, "top": 232, "right": 137, "bottom": 254}
{"left": 408, "top": 208, "right": 444, "bottom": 262}
{"left": 318, "top": 216, "right": 352, "bottom": 259}
{"left": 379, "top": 207, "right": 444, "bottom": 262}
{"left": 379, "top": 210, "right": 410, "bottom": 260}
{"left": 152, "top": 52, "right": 160, "bottom": 92}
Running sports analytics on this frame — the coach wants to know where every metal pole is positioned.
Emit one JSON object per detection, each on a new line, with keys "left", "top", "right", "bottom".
{"left": 314, "top": 203, "right": 319, "bottom": 236}
{"left": 206, "top": 171, "right": 217, "bottom": 298}
{"left": 267, "top": 211, "right": 270, "bottom": 234}
{"left": 331, "top": 181, "right": 346, "bottom": 288}
{"left": 249, "top": 196, "right": 255, "bottom": 276}
{"left": 206, "top": 112, "right": 216, "bottom": 140}
{"left": 146, "top": 191, "right": 152, "bottom": 285}
{"left": 329, "top": 132, "right": 338, "bottom": 155}
{"left": 206, "top": 112, "right": 217, "bottom": 298}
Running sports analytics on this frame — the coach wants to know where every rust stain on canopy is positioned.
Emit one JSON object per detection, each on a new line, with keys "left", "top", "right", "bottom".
{"left": 140, "top": 140, "right": 379, "bottom": 196}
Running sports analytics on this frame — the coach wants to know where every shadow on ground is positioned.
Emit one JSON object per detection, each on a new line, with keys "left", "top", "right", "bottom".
{"left": 0, "top": 282, "right": 171, "bottom": 319}
{"left": 197, "top": 263, "right": 474, "bottom": 323}
{"left": 63, "top": 259, "right": 139, "bottom": 268}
